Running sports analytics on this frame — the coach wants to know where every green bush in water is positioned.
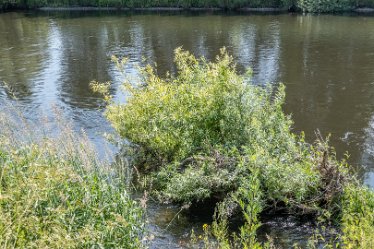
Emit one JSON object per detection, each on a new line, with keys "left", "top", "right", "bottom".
{"left": 103, "top": 48, "right": 323, "bottom": 206}
{"left": 0, "top": 115, "right": 144, "bottom": 248}
{"left": 99, "top": 48, "right": 374, "bottom": 247}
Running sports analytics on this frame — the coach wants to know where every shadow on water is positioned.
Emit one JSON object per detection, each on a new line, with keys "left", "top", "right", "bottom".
{"left": 145, "top": 201, "right": 214, "bottom": 248}
{"left": 142, "top": 195, "right": 333, "bottom": 248}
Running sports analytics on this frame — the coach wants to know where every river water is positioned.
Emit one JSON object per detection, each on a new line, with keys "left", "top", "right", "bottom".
{"left": 0, "top": 10, "right": 374, "bottom": 247}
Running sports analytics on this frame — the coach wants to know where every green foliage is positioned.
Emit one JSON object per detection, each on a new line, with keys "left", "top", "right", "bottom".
{"left": 3, "top": 0, "right": 374, "bottom": 11}
{"left": 340, "top": 184, "right": 374, "bottom": 248}
{"left": 0, "top": 0, "right": 293, "bottom": 10}
{"left": 108, "top": 48, "right": 254, "bottom": 162}
{"left": 356, "top": 0, "right": 374, "bottom": 7}
{"left": 100, "top": 48, "right": 327, "bottom": 246}
{"left": 0, "top": 114, "right": 144, "bottom": 248}
{"left": 297, "top": 0, "right": 353, "bottom": 12}
{"left": 106, "top": 48, "right": 321, "bottom": 207}
{"left": 233, "top": 169, "right": 263, "bottom": 249}
{"left": 99, "top": 48, "right": 374, "bottom": 247}
{"left": 193, "top": 172, "right": 270, "bottom": 249}
{"left": 307, "top": 183, "right": 374, "bottom": 249}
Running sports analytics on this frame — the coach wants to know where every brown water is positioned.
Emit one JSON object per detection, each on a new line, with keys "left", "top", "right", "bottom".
{"left": 1, "top": 10, "right": 374, "bottom": 247}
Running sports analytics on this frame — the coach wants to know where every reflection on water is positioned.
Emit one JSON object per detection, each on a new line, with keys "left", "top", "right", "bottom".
{"left": 1, "top": 10, "right": 374, "bottom": 246}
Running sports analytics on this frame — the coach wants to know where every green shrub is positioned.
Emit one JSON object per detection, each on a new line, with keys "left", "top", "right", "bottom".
{"left": 97, "top": 48, "right": 374, "bottom": 247}
{"left": 99, "top": 48, "right": 325, "bottom": 247}
{"left": 340, "top": 184, "right": 374, "bottom": 248}
{"left": 0, "top": 113, "right": 144, "bottom": 248}
{"left": 103, "top": 48, "right": 322, "bottom": 207}
{"left": 297, "top": 0, "right": 353, "bottom": 12}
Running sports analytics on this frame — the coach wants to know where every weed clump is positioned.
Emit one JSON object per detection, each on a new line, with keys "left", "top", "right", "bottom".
{"left": 0, "top": 112, "right": 144, "bottom": 248}
{"left": 339, "top": 184, "right": 374, "bottom": 248}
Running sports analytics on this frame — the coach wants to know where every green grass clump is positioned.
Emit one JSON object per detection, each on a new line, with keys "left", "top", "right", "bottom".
{"left": 0, "top": 114, "right": 144, "bottom": 248}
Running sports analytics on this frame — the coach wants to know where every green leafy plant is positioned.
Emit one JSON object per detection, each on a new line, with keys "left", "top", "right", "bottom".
{"left": 339, "top": 184, "right": 374, "bottom": 248}
{"left": 95, "top": 48, "right": 373, "bottom": 248}
{"left": 0, "top": 112, "right": 145, "bottom": 248}
{"left": 103, "top": 48, "right": 322, "bottom": 205}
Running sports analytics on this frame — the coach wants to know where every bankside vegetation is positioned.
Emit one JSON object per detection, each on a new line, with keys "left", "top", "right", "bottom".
{"left": 0, "top": 111, "right": 145, "bottom": 248}
{"left": 1, "top": 0, "right": 374, "bottom": 12}
{"left": 94, "top": 48, "right": 374, "bottom": 248}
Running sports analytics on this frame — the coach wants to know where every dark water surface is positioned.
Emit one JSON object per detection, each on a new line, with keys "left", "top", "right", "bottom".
{"left": 1, "top": 10, "right": 374, "bottom": 247}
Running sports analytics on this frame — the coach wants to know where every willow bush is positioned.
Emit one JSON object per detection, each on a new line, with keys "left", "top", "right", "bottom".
{"left": 96, "top": 48, "right": 374, "bottom": 247}
{"left": 0, "top": 112, "right": 144, "bottom": 248}
{"left": 103, "top": 48, "right": 321, "bottom": 205}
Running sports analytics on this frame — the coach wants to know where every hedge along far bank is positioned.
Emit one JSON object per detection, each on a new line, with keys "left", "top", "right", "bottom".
{"left": 1, "top": 0, "right": 374, "bottom": 12}
{"left": 1, "top": 0, "right": 289, "bottom": 10}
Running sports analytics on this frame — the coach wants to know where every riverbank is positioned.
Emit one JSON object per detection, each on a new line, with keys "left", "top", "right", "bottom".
{"left": 2, "top": 6, "right": 374, "bottom": 14}
{"left": 1, "top": 0, "right": 374, "bottom": 13}
{"left": 37, "top": 6, "right": 288, "bottom": 12}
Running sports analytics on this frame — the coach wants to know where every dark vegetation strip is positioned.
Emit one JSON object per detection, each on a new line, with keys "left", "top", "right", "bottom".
{"left": 2, "top": 0, "right": 374, "bottom": 12}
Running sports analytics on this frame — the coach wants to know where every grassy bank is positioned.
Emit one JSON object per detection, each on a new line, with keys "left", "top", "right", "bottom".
{"left": 2, "top": 0, "right": 374, "bottom": 12}
{"left": 93, "top": 48, "right": 374, "bottom": 248}
{"left": 0, "top": 111, "right": 145, "bottom": 248}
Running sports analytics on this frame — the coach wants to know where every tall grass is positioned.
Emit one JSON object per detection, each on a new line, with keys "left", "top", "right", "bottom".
{"left": 0, "top": 108, "right": 145, "bottom": 248}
